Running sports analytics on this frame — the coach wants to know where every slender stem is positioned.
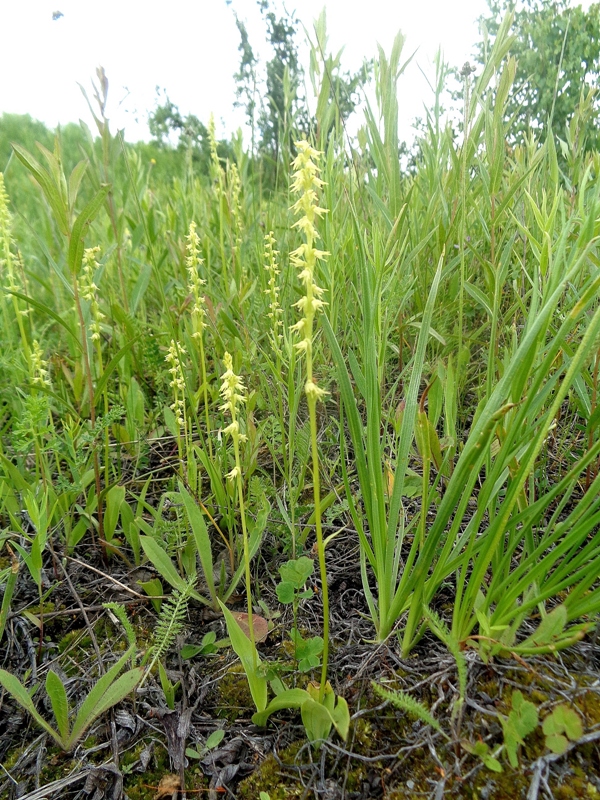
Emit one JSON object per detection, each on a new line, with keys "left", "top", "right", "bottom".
{"left": 308, "top": 393, "right": 329, "bottom": 700}
{"left": 73, "top": 276, "right": 103, "bottom": 553}
{"left": 198, "top": 333, "right": 213, "bottom": 459}
{"left": 234, "top": 435, "right": 256, "bottom": 664}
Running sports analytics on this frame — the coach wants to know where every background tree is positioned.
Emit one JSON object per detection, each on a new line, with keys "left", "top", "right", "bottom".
{"left": 476, "top": 0, "right": 600, "bottom": 149}
{"left": 232, "top": 1, "right": 371, "bottom": 174}
{"left": 147, "top": 90, "right": 234, "bottom": 175}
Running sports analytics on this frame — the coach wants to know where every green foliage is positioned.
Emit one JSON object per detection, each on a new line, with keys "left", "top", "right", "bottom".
{"left": 0, "top": 546, "right": 19, "bottom": 643}
{"left": 185, "top": 728, "right": 226, "bottom": 760}
{"left": 231, "top": 1, "right": 369, "bottom": 167}
{"left": 461, "top": 739, "right": 503, "bottom": 772}
{"left": 158, "top": 660, "right": 180, "bottom": 710}
{"left": 218, "top": 598, "right": 268, "bottom": 713}
{"left": 371, "top": 682, "right": 445, "bottom": 736}
{"left": 0, "top": 648, "right": 142, "bottom": 752}
{"left": 181, "top": 631, "right": 220, "bottom": 659}
{"left": 477, "top": 0, "right": 600, "bottom": 148}
{"left": 252, "top": 681, "right": 350, "bottom": 746}
{"left": 275, "top": 557, "right": 323, "bottom": 670}
{"left": 145, "top": 575, "right": 196, "bottom": 674}
{"left": 501, "top": 690, "right": 539, "bottom": 767}
{"left": 542, "top": 704, "right": 583, "bottom": 753}
{"left": 423, "top": 606, "right": 467, "bottom": 703}
{"left": 103, "top": 601, "right": 137, "bottom": 651}
{"left": 147, "top": 90, "right": 233, "bottom": 173}
{"left": 3, "top": 6, "right": 600, "bottom": 760}
{"left": 289, "top": 628, "right": 324, "bottom": 672}
{"left": 276, "top": 556, "right": 314, "bottom": 604}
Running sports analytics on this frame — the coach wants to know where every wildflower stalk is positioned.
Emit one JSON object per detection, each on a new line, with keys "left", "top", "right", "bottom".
{"left": 166, "top": 340, "right": 188, "bottom": 469}
{"left": 264, "top": 231, "right": 284, "bottom": 361}
{"left": 220, "top": 353, "right": 256, "bottom": 659}
{"left": 186, "top": 222, "right": 212, "bottom": 457}
{"left": 72, "top": 245, "right": 105, "bottom": 554}
{"left": 79, "top": 247, "right": 109, "bottom": 488}
{"left": 290, "top": 140, "right": 329, "bottom": 700}
{"left": 228, "top": 161, "right": 243, "bottom": 288}
{"left": 263, "top": 231, "right": 296, "bottom": 548}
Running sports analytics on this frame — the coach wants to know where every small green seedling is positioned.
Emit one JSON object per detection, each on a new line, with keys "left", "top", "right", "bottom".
{"left": 501, "top": 690, "right": 539, "bottom": 767}
{"left": 290, "top": 628, "right": 324, "bottom": 672}
{"left": 543, "top": 704, "right": 583, "bottom": 754}
{"left": 276, "top": 556, "right": 315, "bottom": 605}
{"left": 181, "top": 631, "right": 221, "bottom": 658}
{"left": 185, "top": 729, "right": 226, "bottom": 759}
{"left": 461, "top": 740, "right": 503, "bottom": 773}
{"left": 158, "top": 661, "right": 180, "bottom": 710}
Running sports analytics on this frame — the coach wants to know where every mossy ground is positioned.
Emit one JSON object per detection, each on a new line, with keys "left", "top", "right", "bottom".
{"left": 2, "top": 538, "right": 600, "bottom": 800}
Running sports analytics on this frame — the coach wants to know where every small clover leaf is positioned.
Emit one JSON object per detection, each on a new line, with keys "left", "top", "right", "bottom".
{"left": 291, "top": 628, "right": 324, "bottom": 672}
{"left": 276, "top": 581, "right": 295, "bottom": 604}
{"left": 543, "top": 705, "right": 582, "bottom": 754}
{"left": 279, "top": 556, "right": 314, "bottom": 588}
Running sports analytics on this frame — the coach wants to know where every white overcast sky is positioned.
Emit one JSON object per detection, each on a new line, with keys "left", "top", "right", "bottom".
{"left": 0, "top": 0, "right": 592, "bottom": 146}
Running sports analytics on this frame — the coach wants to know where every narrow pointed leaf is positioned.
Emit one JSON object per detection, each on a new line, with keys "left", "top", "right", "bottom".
{"left": 45, "top": 670, "right": 70, "bottom": 742}
{"left": 0, "top": 669, "right": 63, "bottom": 745}
{"left": 219, "top": 600, "right": 268, "bottom": 712}
{"left": 68, "top": 667, "right": 142, "bottom": 748}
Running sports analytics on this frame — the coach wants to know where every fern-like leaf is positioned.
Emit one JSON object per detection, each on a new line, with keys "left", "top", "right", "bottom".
{"left": 103, "top": 602, "right": 137, "bottom": 651}
{"left": 423, "top": 605, "right": 467, "bottom": 702}
{"left": 145, "top": 575, "right": 195, "bottom": 675}
{"left": 372, "top": 681, "right": 447, "bottom": 736}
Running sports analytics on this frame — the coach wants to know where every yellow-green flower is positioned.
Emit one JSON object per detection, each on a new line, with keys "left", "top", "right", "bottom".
{"left": 289, "top": 141, "right": 329, "bottom": 379}
{"left": 263, "top": 231, "right": 283, "bottom": 349}
{"left": 0, "top": 173, "right": 17, "bottom": 289}
{"left": 165, "top": 340, "right": 186, "bottom": 428}
{"left": 220, "top": 352, "right": 247, "bottom": 478}
{"left": 220, "top": 353, "right": 246, "bottom": 422}
{"left": 186, "top": 221, "right": 207, "bottom": 337}
{"left": 79, "top": 247, "right": 105, "bottom": 342}
{"left": 31, "top": 341, "right": 51, "bottom": 387}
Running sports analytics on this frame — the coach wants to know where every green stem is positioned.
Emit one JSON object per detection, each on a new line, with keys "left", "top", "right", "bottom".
{"left": 308, "top": 393, "right": 329, "bottom": 701}
{"left": 198, "top": 333, "right": 212, "bottom": 459}
{"left": 233, "top": 433, "right": 256, "bottom": 665}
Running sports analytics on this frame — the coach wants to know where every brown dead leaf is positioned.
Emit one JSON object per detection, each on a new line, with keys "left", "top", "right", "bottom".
{"left": 231, "top": 612, "right": 268, "bottom": 642}
{"left": 154, "top": 773, "right": 181, "bottom": 800}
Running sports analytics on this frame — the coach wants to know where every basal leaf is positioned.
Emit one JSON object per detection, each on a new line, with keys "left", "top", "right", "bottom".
{"left": 218, "top": 600, "right": 268, "bottom": 712}
{"left": 252, "top": 689, "right": 311, "bottom": 727}
{"left": 45, "top": 670, "right": 70, "bottom": 742}
{"left": 276, "top": 581, "right": 295, "bottom": 604}
{"left": 179, "top": 483, "right": 215, "bottom": 604}
{"left": 67, "top": 667, "right": 143, "bottom": 749}
{"left": 0, "top": 669, "right": 61, "bottom": 744}
{"left": 140, "top": 535, "right": 207, "bottom": 604}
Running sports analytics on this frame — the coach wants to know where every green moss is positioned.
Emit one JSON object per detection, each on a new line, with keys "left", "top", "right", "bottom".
{"left": 236, "top": 741, "right": 305, "bottom": 800}
{"left": 123, "top": 744, "right": 173, "bottom": 800}
{"left": 2, "top": 745, "right": 25, "bottom": 772}
{"left": 28, "top": 602, "right": 56, "bottom": 615}
{"left": 578, "top": 689, "right": 600, "bottom": 726}
{"left": 215, "top": 664, "right": 255, "bottom": 721}
{"left": 57, "top": 628, "right": 91, "bottom": 654}
{"left": 468, "top": 768, "right": 530, "bottom": 799}
{"left": 554, "top": 777, "right": 596, "bottom": 799}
